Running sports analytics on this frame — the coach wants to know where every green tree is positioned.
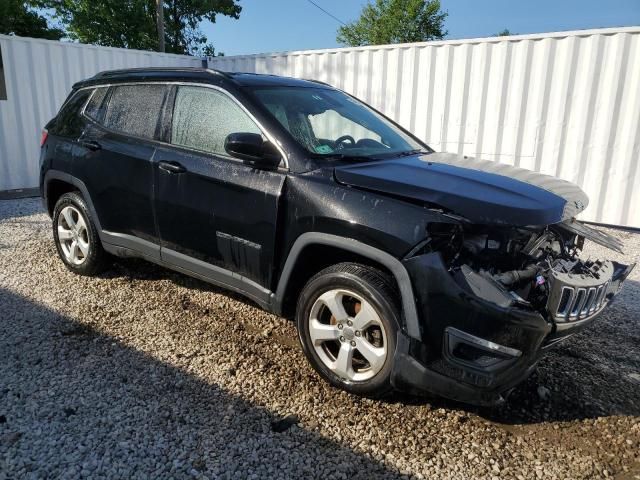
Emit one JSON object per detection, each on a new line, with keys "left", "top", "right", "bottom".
{"left": 37, "top": 0, "right": 240, "bottom": 54}
{"left": 201, "top": 43, "right": 224, "bottom": 57}
{"left": 0, "top": 1, "right": 64, "bottom": 39}
{"left": 337, "top": 0, "right": 447, "bottom": 47}
{"left": 495, "top": 29, "right": 514, "bottom": 37}
{"left": 162, "top": 0, "right": 240, "bottom": 54}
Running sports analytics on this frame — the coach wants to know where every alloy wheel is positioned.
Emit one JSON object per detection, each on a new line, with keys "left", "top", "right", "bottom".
{"left": 308, "top": 289, "right": 388, "bottom": 382}
{"left": 57, "top": 205, "right": 90, "bottom": 265}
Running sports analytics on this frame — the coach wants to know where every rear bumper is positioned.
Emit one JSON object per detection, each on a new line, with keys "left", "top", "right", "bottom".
{"left": 390, "top": 252, "right": 634, "bottom": 406}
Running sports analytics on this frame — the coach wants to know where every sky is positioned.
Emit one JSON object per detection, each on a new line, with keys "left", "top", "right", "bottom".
{"left": 201, "top": 0, "right": 640, "bottom": 56}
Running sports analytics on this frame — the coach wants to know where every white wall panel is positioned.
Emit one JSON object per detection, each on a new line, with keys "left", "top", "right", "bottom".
{"left": 0, "top": 34, "right": 201, "bottom": 193}
{"left": 209, "top": 27, "right": 640, "bottom": 228}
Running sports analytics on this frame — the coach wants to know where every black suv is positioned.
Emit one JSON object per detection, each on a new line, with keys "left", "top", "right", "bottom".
{"left": 40, "top": 68, "right": 634, "bottom": 405}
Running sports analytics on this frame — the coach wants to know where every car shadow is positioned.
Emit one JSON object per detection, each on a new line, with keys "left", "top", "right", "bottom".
{"left": 0, "top": 197, "right": 44, "bottom": 222}
{"left": 101, "top": 256, "right": 260, "bottom": 308}
{"left": 0, "top": 286, "right": 401, "bottom": 478}
{"left": 104, "top": 253, "right": 640, "bottom": 427}
{"left": 8, "top": 196, "right": 638, "bottom": 429}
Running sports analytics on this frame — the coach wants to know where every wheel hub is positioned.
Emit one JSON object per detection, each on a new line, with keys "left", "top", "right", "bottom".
{"left": 342, "top": 326, "right": 355, "bottom": 341}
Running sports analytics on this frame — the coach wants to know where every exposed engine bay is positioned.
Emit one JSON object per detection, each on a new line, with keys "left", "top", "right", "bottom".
{"left": 427, "top": 220, "right": 630, "bottom": 322}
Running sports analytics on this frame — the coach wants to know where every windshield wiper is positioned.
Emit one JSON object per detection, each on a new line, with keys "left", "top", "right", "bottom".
{"left": 392, "top": 149, "right": 431, "bottom": 158}
{"left": 316, "top": 153, "right": 379, "bottom": 162}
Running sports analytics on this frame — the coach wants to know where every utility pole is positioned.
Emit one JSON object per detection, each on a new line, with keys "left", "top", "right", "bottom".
{"left": 156, "top": 0, "right": 165, "bottom": 52}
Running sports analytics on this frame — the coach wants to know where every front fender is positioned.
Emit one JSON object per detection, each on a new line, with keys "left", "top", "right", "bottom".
{"left": 273, "top": 232, "right": 423, "bottom": 340}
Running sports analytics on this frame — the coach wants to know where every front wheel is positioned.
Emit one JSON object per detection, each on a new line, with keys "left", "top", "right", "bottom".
{"left": 296, "top": 263, "right": 400, "bottom": 397}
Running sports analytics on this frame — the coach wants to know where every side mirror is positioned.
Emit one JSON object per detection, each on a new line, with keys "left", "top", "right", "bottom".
{"left": 224, "top": 132, "right": 281, "bottom": 169}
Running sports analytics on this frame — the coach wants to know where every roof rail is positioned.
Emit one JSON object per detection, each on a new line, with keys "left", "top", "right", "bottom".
{"left": 204, "top": 68, "right": 233, "bottom": 79}
{"left": 91, "top": 67, "right": 232, "bottom": 80}
{"left": 304, "top": 78, "right": 332, "bottom": 87}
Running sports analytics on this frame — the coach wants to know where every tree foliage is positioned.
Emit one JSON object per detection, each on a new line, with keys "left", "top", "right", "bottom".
{"left": 36, "top": 0, "right": 241, "bottom": 55}
{"left": 495, "top": 29, "right": 513, "bottom": 37}
{"left": 163, "top": 0, "right": 240, "bottom": 54}
{"left": 337, "top": 0, "right": 447, "bottom": 47}
{"left": 0, "top": 0, "right": 64, "bottom": 40}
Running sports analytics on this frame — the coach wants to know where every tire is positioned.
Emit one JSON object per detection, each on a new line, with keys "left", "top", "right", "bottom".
{"left": 52, "top": 191, "right": 107, "bottom": 276}
{"left": 296, "top": 262, "right": 400, "bottom": 397}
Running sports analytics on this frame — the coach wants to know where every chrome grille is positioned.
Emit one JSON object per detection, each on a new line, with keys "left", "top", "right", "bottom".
{"left": 551, "top": 282, "right": 609, "bottom": 322}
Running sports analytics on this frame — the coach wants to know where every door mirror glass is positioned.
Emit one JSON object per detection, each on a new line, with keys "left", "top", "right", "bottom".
{"left": 224, "top": 132, "right": 281, "bottom": 168}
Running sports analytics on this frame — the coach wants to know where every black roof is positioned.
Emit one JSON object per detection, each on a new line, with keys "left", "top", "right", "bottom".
{"left": 74, "top": 67, "right": 331, "bottom": 90}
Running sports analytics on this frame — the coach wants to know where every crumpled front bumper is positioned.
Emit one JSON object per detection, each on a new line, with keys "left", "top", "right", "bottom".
{"left": 390, "top": 252, "right": 634, "bottom": 406}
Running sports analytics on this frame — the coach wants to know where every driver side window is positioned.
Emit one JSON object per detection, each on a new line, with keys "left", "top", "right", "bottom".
{"left": 171, "top": 86, "right": 261, "bottom": 156}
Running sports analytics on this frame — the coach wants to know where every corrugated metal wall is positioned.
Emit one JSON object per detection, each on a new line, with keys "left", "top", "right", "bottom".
{"left": 1, "top": 29, "right": 638, "bottom": 227}
{"left": 0, "top": 34, "right": 201, "bottom": 193}
{"left": 209, "top": 27, "right": 640, "bottom": 228}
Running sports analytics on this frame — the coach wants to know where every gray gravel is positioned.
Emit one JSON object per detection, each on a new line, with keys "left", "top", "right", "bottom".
{"left": 1, "top": 197, "right": 639, "bottom": 479}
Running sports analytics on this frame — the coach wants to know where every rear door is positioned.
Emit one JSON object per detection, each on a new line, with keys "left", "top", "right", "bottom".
{"left": 154, "top": 84, "right": 286, "bottom": 294}
{"left": 75, "top": 84, "right": 168, "bottom": 251}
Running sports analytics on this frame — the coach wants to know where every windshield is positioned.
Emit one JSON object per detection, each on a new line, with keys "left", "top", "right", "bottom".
{"left": 249, "top": 86, "right": 425, "bottom": 159}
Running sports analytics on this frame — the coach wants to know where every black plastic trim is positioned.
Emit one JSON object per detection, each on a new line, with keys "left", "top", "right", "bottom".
{"left": 43, "top": 171, "right": 103, "bottom": 231}
{"left": 101, "top": 231, "right": 160, "bottom": 261}
{"left": 273, "top": 232, "right": 421, "bottom": 340}
{"left": 161, "top": 247, "right": 272, "bottom": 307}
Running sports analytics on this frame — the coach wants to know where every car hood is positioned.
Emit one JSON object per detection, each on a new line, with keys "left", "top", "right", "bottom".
{"left": 333, "top": 152, "right": 589, "bottom": 226}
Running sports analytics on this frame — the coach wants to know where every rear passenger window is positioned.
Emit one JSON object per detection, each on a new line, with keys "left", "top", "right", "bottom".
{"left": 171, "top": 86, "right": 260, "bottom": 156}
{"left": 85, "top": 87, "right": 109, "bottom": 122}
{"left": 103, "top": 84, "right": 166, "bottom": 140}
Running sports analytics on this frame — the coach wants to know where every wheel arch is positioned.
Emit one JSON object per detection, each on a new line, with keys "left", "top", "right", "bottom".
{"left": 273, "top": 232, "right": 422, "bottom": 340}
{"left": 45, "top": 179, "right": 78, "bottom": 216}
{"left": 44, "top": 171, "right": 103, "bottom": 232}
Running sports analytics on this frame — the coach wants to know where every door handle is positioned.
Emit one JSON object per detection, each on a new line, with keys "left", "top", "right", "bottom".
{"left": 80, "top": 139, "right": 102, "bottom": 151}
{"left": 158, "top": 160, "right": 187, "bottom": 174}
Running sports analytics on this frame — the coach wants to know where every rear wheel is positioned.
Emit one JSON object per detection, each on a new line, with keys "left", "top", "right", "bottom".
{"left": 296, "top": 263, "right": 399, "bottom": 397}
{"left": 52, "top": 192, "right": 107, "bottom": 276}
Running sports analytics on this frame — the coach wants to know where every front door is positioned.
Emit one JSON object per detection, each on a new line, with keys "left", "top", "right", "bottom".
{"left": 154, "top": 85, "right": 285, "bottom": 297}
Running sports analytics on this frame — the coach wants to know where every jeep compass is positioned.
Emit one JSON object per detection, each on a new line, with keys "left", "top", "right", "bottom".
{"left": 39, "top": 68, "right": 634, "bottom": 405}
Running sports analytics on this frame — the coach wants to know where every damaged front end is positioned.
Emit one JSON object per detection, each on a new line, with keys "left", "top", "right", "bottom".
{"left": 444, "top": 220, "right": 632, "bottom": 330}
{"left": 392, "top": 219, "right": 635, "bottom": 405}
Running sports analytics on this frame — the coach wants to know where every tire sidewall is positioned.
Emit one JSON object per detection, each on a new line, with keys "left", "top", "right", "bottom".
{"left": 52, "top": 192, "right": 103, "bottom": 275}
{"left": 297, "top": 269, "right": 399, "bottom": 396}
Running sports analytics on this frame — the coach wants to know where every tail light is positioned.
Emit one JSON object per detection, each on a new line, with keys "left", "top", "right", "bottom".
{"left": 40, "top": 129, "right": 48, "bottom": 147}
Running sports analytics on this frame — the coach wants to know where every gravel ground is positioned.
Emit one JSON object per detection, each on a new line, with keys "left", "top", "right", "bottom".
{"left": 0, "top": 197, "right": 639, "bottom": 480}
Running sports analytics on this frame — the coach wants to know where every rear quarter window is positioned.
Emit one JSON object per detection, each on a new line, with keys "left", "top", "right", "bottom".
{"left": 51, "top": 89, "right": 92, "bottom": 137}
{"left": 103, "top": 84, "right": 167, "bottom": 140}
{"left": 84, "top": 87, "right": 109, "bottom": 122}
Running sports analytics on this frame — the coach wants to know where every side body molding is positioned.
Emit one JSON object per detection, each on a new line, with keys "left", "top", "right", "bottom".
{"left": 273, "top": 232, "right": 422, "bottom": 340}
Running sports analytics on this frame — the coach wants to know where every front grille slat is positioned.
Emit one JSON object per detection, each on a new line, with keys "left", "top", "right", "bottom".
{"left": 570, "top": 288, "right": 587, "bottom": 317}
{"left": 582, "top": 287, "right": 597, "bottom": 315}
{"left": 556, "top": 287, "right": 574, "bottom": 318}
{"left": 600, "top": 282, "right": 609, "bottom": 307}
{"left": 591, "top": 285, "right": 603, "bottom": 312}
